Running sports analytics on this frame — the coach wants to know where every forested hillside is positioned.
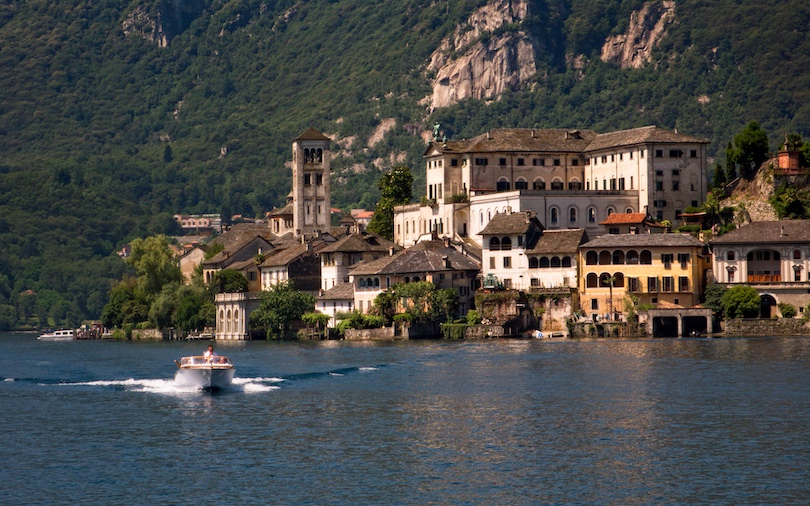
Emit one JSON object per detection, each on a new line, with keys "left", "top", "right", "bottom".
{"left": 1, "top": 0, "right": 809, "bottom": 328}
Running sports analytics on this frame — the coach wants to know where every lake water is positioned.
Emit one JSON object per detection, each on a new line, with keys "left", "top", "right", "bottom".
{"left": 2, "top": 333, "right": 810, "bottom": 505}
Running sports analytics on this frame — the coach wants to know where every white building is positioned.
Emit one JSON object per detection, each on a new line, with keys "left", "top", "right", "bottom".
{"left": 395, "top": 126, "right": 707, "bottom": 248}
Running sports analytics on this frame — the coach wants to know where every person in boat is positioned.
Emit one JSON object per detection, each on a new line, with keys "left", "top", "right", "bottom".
{"left": 203, "top": 345, "right": 217, "bottom": 361}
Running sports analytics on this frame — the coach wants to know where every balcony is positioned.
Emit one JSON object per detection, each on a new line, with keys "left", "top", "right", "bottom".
{"left": 748, "top": 274, "right": 781, "bottom": 283}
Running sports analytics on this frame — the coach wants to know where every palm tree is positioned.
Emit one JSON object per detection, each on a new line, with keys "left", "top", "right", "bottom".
{"left": 602, "top": 274, "right": 616, "bottom": 320}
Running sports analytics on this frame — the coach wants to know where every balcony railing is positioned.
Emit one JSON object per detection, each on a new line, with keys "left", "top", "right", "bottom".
{"left": 748, "top": 274, "right": 781, "bottom": 283}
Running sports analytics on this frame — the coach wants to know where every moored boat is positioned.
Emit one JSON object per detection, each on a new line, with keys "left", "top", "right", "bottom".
{"left": 174, "top": 356, "right": 235, "bottom": 391}
{"left": 38, "top": 329, "right": 75, "bottom": 341}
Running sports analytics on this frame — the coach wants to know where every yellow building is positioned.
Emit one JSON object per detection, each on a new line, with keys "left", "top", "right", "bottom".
{"left": 578, "top": 233, "right": 709, "bottom": 320}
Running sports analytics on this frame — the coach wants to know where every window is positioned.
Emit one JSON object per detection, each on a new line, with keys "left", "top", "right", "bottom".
{"left": 591, "top": 299, "right": 599, "bottom": 310}
{"left": 554, "top": 159, "right": 561, "bottom": 166}
{"left": 316, "top": 174, "right": 323, "bottom": 185}
{"left": 602, "top": 156, "right": 608, "bottom": 163}
{"left": 690, "top": 150, "right": 697, "bottom": 158}
{"left": 588, "top": 208, "right": 596, "bottom": 223}
{"left": 648, "top": 277, "right": 659, "bottom": 292}
{"left": 672, "top": 181, "right": 679, "bottom": 191}
{"left": 679, "top": 277, "right": 689, "bottom": 292}
{"left": 529, "top": 257, "right": 539, "bottom": 269}
{"left": 628, "top": 277, "right": 640, "bottom": 292}
{"left": 499, "top": 158, "right": 507, "bottom": 166}
{"left": 678, "top": 253, "right": 690, "bottom": 266}
{"left": 609, "top": 227, "right": 619, "bottom": 234}
{"left": 489, "top": 237, "right": 501, "bottom": 251}
{"left": 503, "top": 257, "right": 511, "bottom": 268}
{"left": 550, "top": 208, "right": 559, "bottom": 223}
{"left": 501, "top": 237, "right": 512, "bottom": 251}
{"left": 610, "top": 178, "right": 616, "bottom": 190}
{"left": 533, "top": 179, "right": 546, "bottom": 190}
{"left": 641, "top": 150, "right": 645, "bottom": 158}
{"left": 551, "top": 181, "right": 564, "bottom": 190}
{"left": 619, "top": 178, "right": 625, "bottom": 190}
{"left": 611, "top": 154, "right": 615, "bottom": 162}
{"left": 496, "top": 180, "right": 511, "bottom": 191}
{"left": 587, "top": 274, "right": 598, "bottom": 287}
{"left": 569, "top": 208, "right": 577, "bottom": 222}
{"left": 562, "top": 256, "right": 572, "bottom": 267}
{"left": 662, "top": 254, "right": 673, "bottom": 268}
{"left": 249, "top": 271, "right": 256, "bottom": 281}
{"left": 517, "top": 235, "right": 524, "bottom": 247}
{"left": 669, "top": 150, "right": 683, "bottom": 158}
{"left": 572, "top": 159, "right": 579, "bottom": 166}
{"left": 655, "top": 181, "right": 664, "bottom": 191}
{"left": 475, "top": 158, "right": 488, "bottom": 165}
{"left": 515, "top": 179, "right": 528, "bottom": 190}
{"left": 656, "top": 149, "right": 663, "bottom": 158}
{"left": 568, "top": 181, "right": 583, "bottom": 190}
{"left": 586, "top": 251, "right": 598, "bottom": 265}
{"left": 672, "top": 169, "right": 681, "bottom": 176}
{"left": 794, "top": 250, "right": 803, "bottom": 259}
{"left": 640, "top": 250, "right": 653, "bottom": 264}
{"left": 451, "top": 159, "right": 458, "bottom": 166}
{"left": 489, "top": 257, "right": 495, "bottom": 269}
{"left": 303, "top": 174, "right": 311, "bottom": 185}
{"left": 517, "top": 158, "right": 525, "bottom": 166}
{"left": 727, "top": 251, "right": 735, "bottom": 261}
{"left": 533, "top": 158, "right": 544, "bottom": 166}
{"left": 654, "top": 200, "right": 667, "bottom": 208}
{"left": 662, "top": 276, "right": 674, "bottom": 292}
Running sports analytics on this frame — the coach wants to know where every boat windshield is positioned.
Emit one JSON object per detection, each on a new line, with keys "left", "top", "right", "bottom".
{"left": 179, "top": 356, "right": 232, "bottom": 366}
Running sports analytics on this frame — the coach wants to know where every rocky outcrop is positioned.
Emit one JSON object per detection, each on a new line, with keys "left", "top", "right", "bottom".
{"left": 122, "top": 5, "right": 168, "bottom": 47}
{"left": 601, "top": 1, "right": 676, "bottom": 69}
{"left": 426, "top": 0, "right": 536, "bottom": 109}
{"left": 123, "top": 0, "right": 210, "bottom": 46}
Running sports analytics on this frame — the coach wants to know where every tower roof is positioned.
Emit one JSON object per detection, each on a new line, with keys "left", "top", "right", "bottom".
{"left": 295, "top": 128, "right": 330, "bottom": 141}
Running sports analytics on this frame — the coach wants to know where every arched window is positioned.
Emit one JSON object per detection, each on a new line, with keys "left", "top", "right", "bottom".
{"left": 550, "top": 256, "right": 561, "bottom": 268}
{"left": 529, "top": 257, "right": 539, "bottom": 269}
{"left": 540, "top": 257, "right": 550, "bottom": 268}
{"left": 774, "top": 251, "right": 781, "bottom": 260}
{"left": 515, "top": 178, "right": 528, "bottom": 190}
{"left": 405, "top": 221, "right": 409, "bottom": 235}
{"left": 359, "top": 278, "right": 366, "bottom": 288}
{"left": 550, "top": 208, "right": 559, "bottom": 223}
{"left": 626, "top": 250, "right": 639, "bottom": 264}
{"left": 480, "top": 212, "right": 484, "bottom": 226}
{"left": 640, "top": 250, "right": 652, "bottom": 264}
{"left": 496, "top": 178, "right": 511, "bottom": 191}
{"left": 533, "top": 178, "right": 546, "bottom": 190}
{"left": 562, "top": 256, "right": 572, "bottom": 267}
{"left": 413, "top": 276, "right": 420, "bottom": 282}
{"left": 366, "top": 278, "right": 373, "bottom": 288}
{"left": 489, "top": 237, "right": 501, "bottom": 251}
{"left": 588, "top": 207, "right": 596, "bottom": 223}
{"left": 612, "top": 250, "right": 625, "bottom": 264}
{"left": 794, "top": 249, "right": 802, "bottom": 260}
{"left": 586, "top": 251, "right": 598, "bottom": 265}
{"left": 587, "top": 273, "right": 599, "bottom": 288}
{"left": 727, "top": 251, "right": 736, "bottom": 261}
{"left": 599, "top": 251, "right": 611, "bottom": 265}
{"left": 501, "top": 237, "right": 512, "bottom": 251}
{"left": 404, "top": 277, "right": 410, "bottom": 283}
{"left": 599, "top": 273, "right": 614, "bottom": 287}
{"left": 374, "top": 278, "right": 380, "bottom": 288}
{"left": 569, "top": 207, "right": 577, "bottom": 223}
{"left": 625, "top": 207, "right": 634, "bottom": 214}
{"left": 607, "top": 207, "right": 615, "bottom": 215}
{"left": 613, "top": 273, "right": 625, "bottom": 288}
{"left": 551, "top": 178, "right": 564, "bottom": 190}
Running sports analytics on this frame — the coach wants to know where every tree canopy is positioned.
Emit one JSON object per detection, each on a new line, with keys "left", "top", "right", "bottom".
{"left": 729, "top": 121, "right": 770, "bottom": 179}
{"left": 249, "top": 281, "right": 315, "bottom": 339}
{"left": 721, "top": 285, "right": 761, "bottom": 319}
{"left": 367, "top": 166, "right": 414, "bottom": 240}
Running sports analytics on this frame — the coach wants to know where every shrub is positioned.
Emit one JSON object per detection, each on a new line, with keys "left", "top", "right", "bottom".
{"left": 778, "top": 303, "right": 797, "bottom": 319}
{"left": 466, "top": 309, "right": 482, "bottom": 325}
{"left": 441, "top": 323, "right": 468, "bottom": 339}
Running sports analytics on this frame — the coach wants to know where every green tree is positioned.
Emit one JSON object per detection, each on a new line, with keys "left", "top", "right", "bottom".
{"left": 711, "top": 162, "right": 727, "bottom": 190}
{"left": 730, "top": 121, "right": 770, "bottom": 179}
{"left": 702, "top": 282, "right": 727, "bottom": 319}
{"left": 721, "top": 285, "right": 761, "bottom": 319}
{"left": 778, "top": 303, "right": 797, "bottom": 319}
{"left": 373, "top": 281, "right": 457, "bottom": 324}
{"left": 126, "top": 235, "right": 183, "bottom": 300}
{"left": 367, "top": 166, "right": 414, "bottom": 240}
{"left": 212, "top": 269, "right": 248, "bottom": 293}
{"left": 250, "top": 281, "right": 315, "bottom": 339}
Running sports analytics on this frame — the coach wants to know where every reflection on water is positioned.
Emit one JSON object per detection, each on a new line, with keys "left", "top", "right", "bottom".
{"left": 2, "top": 334, "right": 810, "bottom": 504}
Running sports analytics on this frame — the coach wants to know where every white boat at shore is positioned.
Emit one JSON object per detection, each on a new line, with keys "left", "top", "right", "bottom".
{"left": 38, "top": 329, "right": 75, "bottom": 341}
{"left": 174, "top": 356, "right": 235, "bottom": 391}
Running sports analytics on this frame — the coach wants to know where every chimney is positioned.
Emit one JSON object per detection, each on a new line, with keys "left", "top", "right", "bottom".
{"left": 389, "top": 246, "right": 395, "bottom": 256}
{"left": 531, "top": 129, "right": 535, "bottom": 138}
{"left": 486, "top": 131, "right": 491, "bottom": 140}
{"left": 444, "top": 237, "right": 450, "bottom": 247}
{"left": 442, "top": 255, "right": 450, "bottom": 268}
{"left": 781, "top": 225, "right": 785, "bottom": 237}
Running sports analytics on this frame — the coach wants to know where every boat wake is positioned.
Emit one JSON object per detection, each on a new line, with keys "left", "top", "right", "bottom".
{"left": 49, "top": 376, "right": 284, "bottom": 394}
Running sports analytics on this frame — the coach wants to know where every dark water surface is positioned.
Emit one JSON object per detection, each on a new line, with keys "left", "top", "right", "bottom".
{"left": 2, "top": 333, "right": 810, "bottom": 505}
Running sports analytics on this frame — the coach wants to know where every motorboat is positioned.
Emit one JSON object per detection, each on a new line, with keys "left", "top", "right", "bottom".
{"left": 174, "top": 356, "right": 235, "bottom": 391}
{"left": 38, "top": 329, "right": 75, "bottom": 341}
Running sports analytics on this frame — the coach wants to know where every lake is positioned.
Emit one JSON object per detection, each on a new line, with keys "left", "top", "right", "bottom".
{"left": 2, "top": 332, "right": 810, "bottom": 505}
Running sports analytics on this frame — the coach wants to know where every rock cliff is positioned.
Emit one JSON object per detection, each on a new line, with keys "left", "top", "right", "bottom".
{"left": 123, "top": 0, "right": 210, "bottom": 46}
{"left": 426, "top": 0, "right": 537, "bottom": 110}
{"left": 600, "top": 1, "right": 676, "bottom": 69}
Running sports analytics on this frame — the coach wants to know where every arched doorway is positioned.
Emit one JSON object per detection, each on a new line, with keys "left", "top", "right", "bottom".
{"left": 760, "top": 294, "right": 777, "bottom": 319}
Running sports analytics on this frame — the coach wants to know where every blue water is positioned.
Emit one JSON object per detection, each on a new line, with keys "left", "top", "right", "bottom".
{"left": 2, "top": 333, "right": 810, "bottom": 505}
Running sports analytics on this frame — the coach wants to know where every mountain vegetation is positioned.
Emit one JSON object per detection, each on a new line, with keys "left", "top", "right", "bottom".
{"left": 1, "top": 0, "right": 810, "bottom": 328}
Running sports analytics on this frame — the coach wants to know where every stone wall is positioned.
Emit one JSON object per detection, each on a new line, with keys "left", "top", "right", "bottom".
{"left": 723, "top": 318, "right": 810, "bottom": 337}
{"left": 344, "top": 326, "right": 400, "bottom": 340}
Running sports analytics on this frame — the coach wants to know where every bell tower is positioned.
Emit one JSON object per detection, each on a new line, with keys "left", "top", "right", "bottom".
{"left": 292, "top": 128, "right": 331, "bottom": 236}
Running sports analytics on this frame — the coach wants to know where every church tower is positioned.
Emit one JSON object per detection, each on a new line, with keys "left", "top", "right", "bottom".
{"left": 292, "top": 128, "right": 331, "bottom": 236}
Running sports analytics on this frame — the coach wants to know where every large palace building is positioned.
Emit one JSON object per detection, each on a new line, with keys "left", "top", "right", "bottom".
{"left": 394, "top": 126, "right": 708, "bottom": 248}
